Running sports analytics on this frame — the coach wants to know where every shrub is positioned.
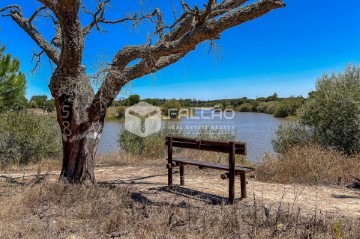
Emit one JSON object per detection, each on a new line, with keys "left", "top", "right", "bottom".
{"left": 116, "top": 106, "right": 126, "bottom": 119}
{"left": 118, "top": 127, "right": 183, "bottom": 158}
{"left": 118, "top": 130, "right": 145, "bottom": 156}
{"left": 162, "top": 99, "right": 182, "bottom": 117}
{"left": 272, "top": 123, "right": 314, "bottom": 154}
{"left": 256, "top": 101, "right": 279, "bottom": 114}
{"left": 0, "top": 111, "right": 62, "bottom": 166}
{"left": 118, "top": 126, "right": 236, "bottom": 159}
{"left": 280, "top": 97, "right": 305, "bottom": 115}
{"left": 298, "top": 64, "right": 360, "bottom": 154}
{"left": 256, "top": 144, "right": 360, "bottom": 185}
{"left": 273, "top": 103, "right": 290, "bottom": 118}
{"left": 237, "top": 103, "right": 255, "bottom": 112}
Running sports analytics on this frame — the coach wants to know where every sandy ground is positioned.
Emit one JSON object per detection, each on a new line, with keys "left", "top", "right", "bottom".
{"left": 2, "top": 165, "right": 359, "bottom": 218}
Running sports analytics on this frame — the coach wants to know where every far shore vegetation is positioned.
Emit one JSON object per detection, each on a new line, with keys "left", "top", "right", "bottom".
{"left": 11, "top": 92, "right": 305, "bottom": 121}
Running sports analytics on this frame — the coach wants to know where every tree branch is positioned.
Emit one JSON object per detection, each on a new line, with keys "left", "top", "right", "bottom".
{"left": 29, "top": 6, "right": 47, "bottom": 24}
{"left": 82, "top": 0, "right": 168, "bottom": 38}
{"left": 82, "top": 0, "right": 140, "bottom": 36}
{"left": 31, "top": 49, "right": 45, "bottom": 72}
{"left": 0, "top": 5, "right": 59, "bottom": 64}
{"left": 89, "top": 0, "right": 285, "bottom": 120}
{"left": 38, "top": 0, "right": 57, "bottom": 14}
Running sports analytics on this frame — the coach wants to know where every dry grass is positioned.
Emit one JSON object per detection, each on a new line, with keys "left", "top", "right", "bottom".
{"left": 0, "top": 158, "right": 62, "bottom": 174}
{"left": 0, "top": 181, "right": 359, "bottom": 239}
{"left": 96, "top": 152, "right": 164, "bottom": 167}
{"left": 256, "top": 144, "right": 360, "bottom": 185}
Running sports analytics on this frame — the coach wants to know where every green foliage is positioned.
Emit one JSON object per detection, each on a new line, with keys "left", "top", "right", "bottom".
{"left": 128, "top": 94, "right": 140, "bottom": 106}
{"left": 273, "top": 103, "right": 290, "bottom": 118}
{"left": 0, "top": 111, "right": 62, "bottom": 166}
{"left": 298, "top": 64, "right": 360, "bottom": 154}
{"left": 116, "top": 106, "right": 126, "bottom": 119}
{"left": 0, "top": 46, "right": 26, "bottom": 112}
{"left": 27, "top": 95, "right": 55, "bottom": 112}
{"left": 197, "top": 126, "right": 236, "bottom": 141}
{"left": 44, "top": 99, "right": 55, "bottom": 112}
{"left": 256, "top": 101, "right": 279, "bottom": 114}
{"left": 162, "top": 99, "right": 182, "bottom": 117}
{"left": 118, "top": 126, "right": 235, "bottom": 159}
{"left": 115, "top": 95, "right": 305, "bottom": 118}
{"left": 272, "top": 123, "right": 315, "bottom": 154}
{"left": 118, "top": 128, "right": 180, "bottom": 158}
{"left": 280, "top": 97, "right": 305, "bottom": 115}
{"left": 266, "top": 93, "right": 278, "bottom": 102}
{"left": 237, "top": 103, "right": 256, "bottom": 112}
{"left": 29, "top": 95, "right": 47, "bottom": 108}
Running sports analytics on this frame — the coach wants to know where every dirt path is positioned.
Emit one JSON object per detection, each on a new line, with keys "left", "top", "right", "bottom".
{"left": 2, "top": 165, "right": 359, "bottom": 218}
{"left": 95, "top": 165, "right": 360, "bottom": 218}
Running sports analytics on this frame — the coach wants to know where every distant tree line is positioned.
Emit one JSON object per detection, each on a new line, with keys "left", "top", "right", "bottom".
{"left": 111, "top": 93, "right": 306, "bottom": 118}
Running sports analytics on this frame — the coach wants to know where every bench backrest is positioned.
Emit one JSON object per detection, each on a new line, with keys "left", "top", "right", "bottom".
{"left": 165, "top": 136, "right": 246, "bottom": 155}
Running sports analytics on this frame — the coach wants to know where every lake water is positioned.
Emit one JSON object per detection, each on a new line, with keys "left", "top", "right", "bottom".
{"left": 97, "top": 111, "right": 288, "bottom": 162}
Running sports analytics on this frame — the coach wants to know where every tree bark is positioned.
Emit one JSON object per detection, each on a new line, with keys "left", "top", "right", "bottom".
{"left": 51, "top": 72, "right": 104, "bottom": 183}
{"left": 59, "top": 120, "right": 103, "bottom": 183}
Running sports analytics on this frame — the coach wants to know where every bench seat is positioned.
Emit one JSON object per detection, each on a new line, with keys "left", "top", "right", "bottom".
{"left": 166, "top": 136, "right": 253, "bottom": 203}
{"left": 173, "top": 157, "right": 254, "bottom": 173}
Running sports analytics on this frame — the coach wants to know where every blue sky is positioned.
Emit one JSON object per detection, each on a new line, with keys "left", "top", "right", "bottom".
{"left": 0, "top": 0, "right": 359, "bottom": 100}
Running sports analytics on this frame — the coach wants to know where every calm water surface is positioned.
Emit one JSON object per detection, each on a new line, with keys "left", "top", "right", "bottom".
{"left": 97, "top": 112, "right": 288, "bottom": 162}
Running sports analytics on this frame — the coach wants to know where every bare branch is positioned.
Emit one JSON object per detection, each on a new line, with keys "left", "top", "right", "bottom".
{"left": 29, "top": 6, "right": 47, "bottom": 24}
{"left": 0, "top": 5, "right": 59, "bottom": 64}
{"left": 91, "top": 0, "right": 285, "bottom": 112}
{"left": 82, "top": 0, "right": 139, "bottom": 35}
{"left": 82, "top": 0, "right": 167, "bottom": 40}
{"left": 0, "top": 5, "right": 21, "bottom": 15}
{"left": 37, "top": 0, "right": 57, "bottom": 14}
{"left": 31, "top": 49, "right": 45, "bottom": 73}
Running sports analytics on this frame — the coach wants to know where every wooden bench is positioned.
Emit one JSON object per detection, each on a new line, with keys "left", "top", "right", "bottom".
{"left": 165, "top": 136, "right": 254, "bottom": 204}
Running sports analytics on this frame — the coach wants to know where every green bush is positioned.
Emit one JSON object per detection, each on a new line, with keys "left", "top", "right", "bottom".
{"left": 237, "top": 103, "right": 255, "bottom": 112}
{"left": 118, "top": 126, "right": 236, "bottom": 159}
{"left": 257, "top": 101, "right": 280, "bottom": 114}
{"left": 273, "top": 104, "right": 290, "bottom": 118}
{"left": 0, "top": 111, "right": 62, "bottom": 166}
{"left": 116, "top": 106, "right": 126, "bottom": 119}
{"left": 298, "top": 64, "right": 360, "bottom": 154}
{"left": 118, "top": 130, "right": 145, "bottom": 156}
{"left": 118, "top": 128, "right": 180, "bottom": 158}
{"left": 280, "top": 97, "right": 305, "bottom": 115}
{"left": 162, "top": 99, "right": 182, "bottom": 117}
{"left": 272, "top": 123, "right": 315, "bottom": 154}
{"left": 197, "top": 126, "right": 236, "bottom": 141}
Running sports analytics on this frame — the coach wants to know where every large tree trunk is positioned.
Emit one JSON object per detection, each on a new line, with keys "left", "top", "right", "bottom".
{"left": 51, "top": 76, "right": 106, "bottom": 183}
{"left": 59, "top": 120, "right": 104, "bottom": 183}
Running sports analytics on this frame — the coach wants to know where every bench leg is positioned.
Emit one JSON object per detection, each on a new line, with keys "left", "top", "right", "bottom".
{"left": 229, "top": 174, "right": 235, "bottom": 204}
{"left": 168, "top": 167, "right": 173, "bottom": 186}
{"left": 167, "top": 137, "right": 173, "bottom": 187}
{"left": 180, "top": 165, "right": 184, "bottom": 186}
{"left": 240, "top": 173, "right": 247, "bottom": 199}
{"left": 228, "top": 141, "right": 236, "bottom": 205}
